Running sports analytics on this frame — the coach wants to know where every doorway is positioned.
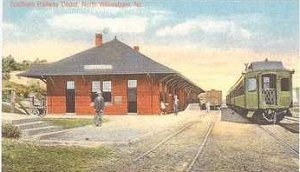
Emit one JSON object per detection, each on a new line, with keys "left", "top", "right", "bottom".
{"left": 66, "top": 81, "right": 75, "bottom": 113}
{"left": 261, "top": 74, "right": 277, "bottom": 105}
{"left": 128, "top": 80, "right": 137, "bottom": 113}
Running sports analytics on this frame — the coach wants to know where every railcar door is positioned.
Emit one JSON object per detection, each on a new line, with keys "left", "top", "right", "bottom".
{"left": 261, "top": 74, "right": 277, "bottom": 105}
{"left": 245, "top": 77, "right": 258, "bottom": 108}
{"left": 279, "top": 76, "right": 292, "bottom": 107}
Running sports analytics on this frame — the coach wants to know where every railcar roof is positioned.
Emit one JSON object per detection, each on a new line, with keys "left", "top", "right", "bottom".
{"left": 247, "top": 60, "right": 286, "bottom": 71}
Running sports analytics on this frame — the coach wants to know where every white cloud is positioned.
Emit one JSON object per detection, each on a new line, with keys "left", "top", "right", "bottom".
{"left": 2, "top": 22, "right": 25, "bottom": 37}
{"left": 47, "top": 14, "right": 148, "bottom": 33}
{"left": 3, "top": 23, "right": 18, "bottom": 33}
{"left": 156, "top": 19, "right": 252, "bottom": 40}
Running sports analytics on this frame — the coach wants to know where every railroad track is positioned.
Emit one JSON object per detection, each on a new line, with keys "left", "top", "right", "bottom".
{"left": 186, "top": 121, "right": 216, "bottom": 172}
{"left": 279, "top": 116, "right": 299, "bottom": 133}
{"left": 284, "top": 116, "right": 300, "bottom": 123}
{"left": 133, "top": 121, "right": 199, "bottom": 162}
{"left": 257, "top": 125, "right": 299, "bottom": 157}
{"left": 132, "top": 116, "right": 217, "bottom": 172}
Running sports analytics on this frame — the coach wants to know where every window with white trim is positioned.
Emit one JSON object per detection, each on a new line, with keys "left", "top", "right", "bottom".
{"left": 66, "top": 81, "right": 75, "bottom": 90}
{"left": 91, "top": 81, "right": 100, "bottom": 101}
{"left": 92, "top": 81, "right": 101, "bottom": 92}
{"left": 128, "top": 80, "right": 137, "bottom": 88}
{"left": 102, "top": 81, "right": 112, "bottom": 102}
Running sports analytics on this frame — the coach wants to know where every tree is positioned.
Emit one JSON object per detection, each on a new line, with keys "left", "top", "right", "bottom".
{"left": 19, "top": 60, "right": 32, "bottom": 70}
{"left": 2, "top": 55, "right": 48, "bottom": 80}
{"left": 2, "top": 55, "right": 18, "bottom": 80}
{"left": 33, "top": 58, "right": 47, "bottom": 64}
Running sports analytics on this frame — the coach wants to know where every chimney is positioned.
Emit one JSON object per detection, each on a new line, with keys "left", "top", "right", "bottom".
{"left": 133, "top": 46, "right": 139, "bottom": 52}
{"left": 95, "top": 33, "right": 102, "bottom": 47}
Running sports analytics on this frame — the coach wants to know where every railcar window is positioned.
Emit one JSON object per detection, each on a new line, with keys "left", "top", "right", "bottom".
{"left": 247, "top": 78, "right": 256, "bottom": 91}
{"left": 281, "top": 78, "right": 290, "bottom": 91}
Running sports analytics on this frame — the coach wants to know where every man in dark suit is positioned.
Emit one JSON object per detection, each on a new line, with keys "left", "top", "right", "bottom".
{"left": 93, "top": 91, "right": 105, "bottom": 126}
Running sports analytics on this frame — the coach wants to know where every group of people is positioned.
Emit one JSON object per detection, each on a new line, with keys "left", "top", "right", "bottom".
{"left": 92, "top": 92, "right": 181, "bottom": 127}
{"left": 160, "top": 95, "right": 180, "bottom": 115}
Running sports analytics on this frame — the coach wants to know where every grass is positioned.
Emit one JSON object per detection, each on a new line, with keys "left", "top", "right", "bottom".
{"left": 42, "top": 118, "right": 109, "bottom": 129}
{"left": 2, "top": 139, "right": 115, "bottom": 172}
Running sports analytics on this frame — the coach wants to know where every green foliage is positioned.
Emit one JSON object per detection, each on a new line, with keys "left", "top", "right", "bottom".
{"left": 2, "top": 124, "right": 21, "bottom": 139}
{"left": 3, "top": 81, "right": 46, "bottom": 100}
{"left": 19, "top": 60, "right": 31, "bottom": 70}
{"left": 2, "top": 55, "right": 47, "bottom": 80}
{"left": 2, "top": 55, "right": 18, "bottom": 80}
{"left": 2, "top": 139, "right": 114, "bottom": 171}
{"left": 27, "top": 82, "right": 46, "bottom": 99}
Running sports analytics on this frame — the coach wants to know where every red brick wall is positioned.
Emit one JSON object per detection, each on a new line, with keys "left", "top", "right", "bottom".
{"left": 46, "top": 77, "right": 66, "bottom": 114}
{"left": 137, "top": 76, "right": 160, "bottom": 115}
{"left": 46, "top": 75, "right": 162, "bottom": 115}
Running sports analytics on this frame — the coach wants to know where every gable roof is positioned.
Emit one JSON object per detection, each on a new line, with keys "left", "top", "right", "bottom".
{"left": 19, "top": 38, "right": 176, "bottom": 78}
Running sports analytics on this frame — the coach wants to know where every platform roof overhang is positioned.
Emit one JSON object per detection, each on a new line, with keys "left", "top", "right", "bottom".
{"left": 160, "top": 74, "right": 204, "bottom": 94}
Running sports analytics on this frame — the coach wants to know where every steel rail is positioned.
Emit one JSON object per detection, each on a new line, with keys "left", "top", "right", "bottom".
{"left": 284, "top": 116, "right": 300, "bottom": 122}
{"left": 258, "top": 125, "right": 299, "bottom": 156}
{"left": 133, "top": 121, "right": 198, "bottom": 162}
{"left": 186, "top": 120, "right": 216, "bottom": 172}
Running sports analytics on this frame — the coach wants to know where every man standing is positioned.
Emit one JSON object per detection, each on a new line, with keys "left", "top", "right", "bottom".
{"left": 206, "top": 101, "right": 210, "bottom": 113}
{"left": 93, "top": 91, "right": 105, "bottom": 126}
{"left": 174, "top": 96, "right": 179, "bottom": 115}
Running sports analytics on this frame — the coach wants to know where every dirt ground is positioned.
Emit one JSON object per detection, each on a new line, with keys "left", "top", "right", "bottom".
{"left": 192, "top": 108, "right": 298, "bottom": 172}
{"left": 98, "top": 108, "right": 299, "bottom": 172}
{"left": 5, "top": 106, "right": 299, "bottom": 171}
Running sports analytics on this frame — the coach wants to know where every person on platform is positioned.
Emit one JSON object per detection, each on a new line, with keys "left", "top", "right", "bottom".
{"left": 93, "top": 91, "right": 105, "bottom": 126}
{"left": 206, "top": 101, "right": 211, "bottom": 113}
{"left": 160, "top": 100, "right": 166, "bottom": 115}
{"left": 174, "top": 96, "right": 179, "bottom": 115}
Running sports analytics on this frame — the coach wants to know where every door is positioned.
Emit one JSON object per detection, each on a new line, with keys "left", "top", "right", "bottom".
{"left": 128, "top": 80, "right": 137, "bottom": 113}
{"left": 245, "top": 77, "right": 258, "bottom": 108}
{"left": 66, "top": 81, "right": 75, "bottom": 113}
{"left": 261, "top": 74, "right": 277, "bottom": 105}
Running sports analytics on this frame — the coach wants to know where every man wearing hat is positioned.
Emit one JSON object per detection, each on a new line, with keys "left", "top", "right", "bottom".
{"left": 93, "top": 91, "right": 105, "bottom": 126}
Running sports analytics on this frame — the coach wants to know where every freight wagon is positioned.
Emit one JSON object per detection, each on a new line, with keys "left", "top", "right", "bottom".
{"left": 199, "top": 89, "right": 222, "bottom": 110}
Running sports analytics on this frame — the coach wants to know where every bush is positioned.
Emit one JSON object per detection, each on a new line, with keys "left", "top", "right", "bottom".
{"left": 2, "top": 123, "right": 21, "bottom": 139}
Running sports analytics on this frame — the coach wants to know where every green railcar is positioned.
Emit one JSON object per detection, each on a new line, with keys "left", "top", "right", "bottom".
{"left": 226, "top": 59, "right": 294, "bottom": 123}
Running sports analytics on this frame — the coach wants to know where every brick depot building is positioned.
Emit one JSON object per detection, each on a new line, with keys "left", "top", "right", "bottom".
{"left": 20, "top": 34, "right": 203, "bottom": 115}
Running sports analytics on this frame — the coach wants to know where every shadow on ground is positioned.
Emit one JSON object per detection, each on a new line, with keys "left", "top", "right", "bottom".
{"left": 279, "top": 123, "right": 299, "bottom": 133}
{"left": 221, "top": 108, "right": 251, "bottom": 124}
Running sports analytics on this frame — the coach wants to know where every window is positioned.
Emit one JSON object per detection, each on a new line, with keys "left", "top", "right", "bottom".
{"left": 247, "top": 78, "right": 256, "bottom": 91}
{"left": 128, "top": 80, "right": 137, "bottom": 88}
{"left": 102, "top": 81, "right": 112, "bottom": 102}
{"left": 262, "top": 74, "right": 276, "bottom": 89}
{"left": 281, "top": 78, "right": 290, "bottom": 91}
{"left": 92, "top": 81, "right": 101, "bottom": 92}
{"left": 66, "top": 81, "right": 75, "bottom": 90}
{"left": 91, "top": 81, "right": 100, "bottom": 101}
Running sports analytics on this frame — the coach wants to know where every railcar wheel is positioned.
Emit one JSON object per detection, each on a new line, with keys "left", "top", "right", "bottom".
{"left": 252, "top": 110, "right": 264, "bottom": 124}
{"left": 262, "top": 109, "right": 275, "bottom": 123}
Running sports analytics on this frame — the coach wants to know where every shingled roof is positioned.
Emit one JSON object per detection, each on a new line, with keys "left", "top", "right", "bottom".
{"left": 19, "top": 38, "right": 176, "bottom": 78}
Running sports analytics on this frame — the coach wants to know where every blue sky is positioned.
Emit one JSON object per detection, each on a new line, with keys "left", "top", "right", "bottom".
{"left": 3, "top": 0, "right": 299, "bottom": 91}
